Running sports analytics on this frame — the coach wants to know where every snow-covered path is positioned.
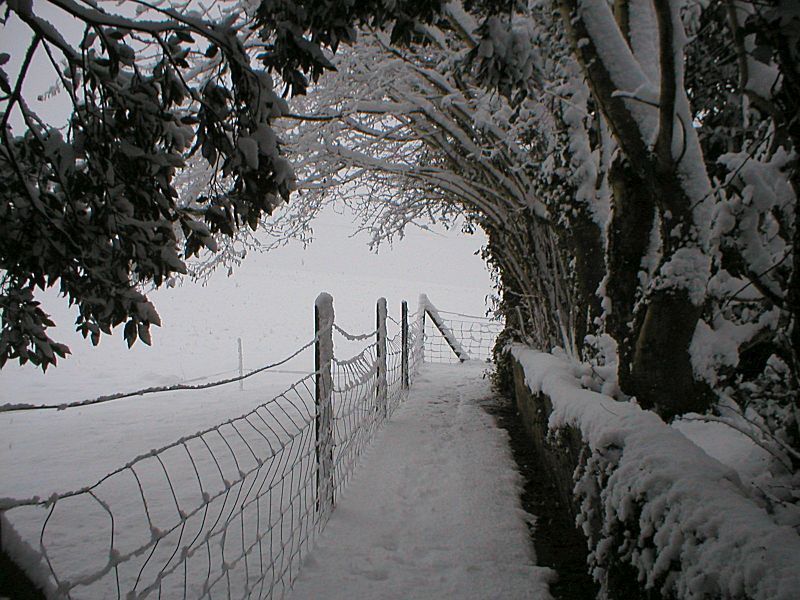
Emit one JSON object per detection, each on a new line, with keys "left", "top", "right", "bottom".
{"left": 288, "top": 362, "right": 553, "bottom": 600}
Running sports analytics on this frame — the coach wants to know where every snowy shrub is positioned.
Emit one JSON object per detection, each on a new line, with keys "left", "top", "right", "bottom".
{"left": 513, "top": 346, "right": 800, "bottom": 600}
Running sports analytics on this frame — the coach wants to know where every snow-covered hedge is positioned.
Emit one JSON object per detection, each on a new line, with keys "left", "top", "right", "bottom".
{"left": 511, "top": 345, "right": 800, "bottom": 600}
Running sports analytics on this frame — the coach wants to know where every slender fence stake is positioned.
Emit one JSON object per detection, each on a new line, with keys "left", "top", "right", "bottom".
{"left": 401, "top": 300, "right": 409, "bottom": 390}
{"left": 376, "top": 297, "right": 388, "bottom": 416}
{"left": 315, "top": 293, "right": 335, "bottom": 511}
{"left": 419, "top": 294, "right": 427, "bottom": 363}
{"left": 237, "top": 338, "right": 244, "bottom": 391}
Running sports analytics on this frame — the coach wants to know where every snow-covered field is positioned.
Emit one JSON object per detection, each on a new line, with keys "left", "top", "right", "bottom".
{"left": 0, "top": 208, "right": 495, "bottom": 598}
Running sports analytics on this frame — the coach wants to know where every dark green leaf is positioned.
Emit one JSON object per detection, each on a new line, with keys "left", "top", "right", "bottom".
{"left": 124, "top": 320, "right": 137, "bottom": 348}
{"left": 175, "top": 30, "right": 194, "bottom": 44}
{"left": 138, "top": 323, "right": 152, "bottom": 346}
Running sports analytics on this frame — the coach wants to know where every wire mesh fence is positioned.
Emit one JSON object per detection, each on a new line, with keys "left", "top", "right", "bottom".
{"left": 422, "top": 309, "right": 502, "bottom": 364}
{"left": 3, "top": 374, "right": 321, "bottom": 600}
{"left": 0, "top": 295, "right": 425, "bottom": 600}
{"left": 328, "top": 318, "right": 423, "bottom": 497}
{"left": 0, "top": 294, "right": 492, "bottom": 600}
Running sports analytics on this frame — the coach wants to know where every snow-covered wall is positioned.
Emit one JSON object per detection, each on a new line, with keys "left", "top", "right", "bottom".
{"left": 509, "top": 345, "right": 800, "bottom": 600}
{"left": 1, "top": 510, "right": 53, "bottom": 597}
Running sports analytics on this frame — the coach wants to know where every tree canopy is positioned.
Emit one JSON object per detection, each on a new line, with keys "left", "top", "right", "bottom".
{"left": 2, "top": 1, "right": 799, "bottom": 461}
{"left": 255, "top": 0, "right": 800, "bottom": 479}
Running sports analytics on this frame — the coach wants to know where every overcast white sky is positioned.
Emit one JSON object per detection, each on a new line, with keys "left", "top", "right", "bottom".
{"left": 0, "top": 201, "right": 493, "bottom": 405}
{"left": 1, "top": 3, "right": 495, "bottom": 403}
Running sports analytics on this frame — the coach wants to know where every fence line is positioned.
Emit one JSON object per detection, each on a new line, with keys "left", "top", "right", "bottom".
{"left": 435, "top": 308, "right": 496, "bottom": 321}
{"left": 0, "top": 336, "right": 323, "bottom": 414}
{"left": 421, "top": 295, "right": 502, "bottom": 364}
{"left": 0, "top": 293, "right": 491, "bottom": 600}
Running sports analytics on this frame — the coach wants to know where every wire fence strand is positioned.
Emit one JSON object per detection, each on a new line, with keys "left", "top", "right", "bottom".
{"left": 1, "top": 296, "right": 490, "bottom": 600}
{"left": 423, "top": 315, "right": 501, "bottom": 363}
{"left": 0, "top": 333, "right": 326, "bottom": 414}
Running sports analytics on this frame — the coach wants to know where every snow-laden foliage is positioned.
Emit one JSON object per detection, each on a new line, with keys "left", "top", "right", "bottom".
{"left": 265, "top": 7, "right": 605, "bottom": 361}
{"left": 3, "top": 0, "right": 796, "bottom": 437}
{"left": 183, "top": 0, "right": 799, "bottom": 460}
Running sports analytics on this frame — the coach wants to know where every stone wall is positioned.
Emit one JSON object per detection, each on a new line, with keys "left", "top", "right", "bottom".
{"left": 510, "top": 357, "right": 659, "bottom": 600}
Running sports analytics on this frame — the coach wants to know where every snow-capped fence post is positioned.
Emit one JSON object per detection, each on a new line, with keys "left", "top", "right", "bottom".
{"left": 376, "top": 298, "right": 388, "bottom": 416}
{"left": 315, "top": 293, "right": 335, "bottom": 511}
{"left": 401, "top": 300, "right": 409, "bottom": 390}
{"left": 0, "top": 515, "right": 46, "bottom": 598}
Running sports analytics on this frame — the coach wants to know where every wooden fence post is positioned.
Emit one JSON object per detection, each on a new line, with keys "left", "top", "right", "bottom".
{"left": 401, "top": 300, "right": 409, "bottom": 390}
{"left": 419, "top": 294, "right": 427, "bottom": 364}
{"left": 237, "top": 337, "right": 244, "bottom": 391}
{"left": 0, "top": 516, "right": 47, "bottom": 599}
{"left": 315, "top": 293, "right": 335, "bottom": 511}
{"left": 419, "top": 294, "right": 470, "bottom": 362}
{"left": 376, "top": 297, "right": 388, "bottom": 416}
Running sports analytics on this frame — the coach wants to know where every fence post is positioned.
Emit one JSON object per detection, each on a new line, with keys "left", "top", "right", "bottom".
{"left": 315, "top": 293, "right": 335, "bottom": 511}
{"left": 376, "top": 297, "right": 388, "bottom": 416}
{"left": 420, "top": 294, "right": 470, "bottom": 362}
{"left": 419, "top": 294, "right": 427, "bottom": 364}
{"left": 401, "top": 300, "right": 409, "bottom": 390}
{"left": 237, "top": 337, "right": 244, "bottom": 391}
{"left": 0, "top": 515, "right": 47, "bottom": 599}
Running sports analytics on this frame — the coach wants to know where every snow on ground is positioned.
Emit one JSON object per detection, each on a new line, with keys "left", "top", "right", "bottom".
{"left": 1, "top": 207, "right": 493, "bottom": 501}
{"left": 1, "top": 207, "right": 504, "bottom": 598}
{"left": 288, "top": 361, "right": 554, "bottom": 600}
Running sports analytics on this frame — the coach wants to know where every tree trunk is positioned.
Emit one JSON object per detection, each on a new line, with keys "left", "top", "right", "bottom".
{"left": 628, "top": 158, "right": 715, "bottom": 418}
{"left": 558, "top": 0, "right": 714, "bottom": 419}
{"left": 605, "top": 156, "right": 656, "bottom": 392}
{"left": 563, "top": 197, "right": 605, "bottom": 358}
{"left": 628, "top": 291, "right": 710, "bottom": 418}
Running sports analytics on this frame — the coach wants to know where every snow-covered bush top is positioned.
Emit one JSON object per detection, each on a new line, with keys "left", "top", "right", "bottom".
{"left": 512, "top": 345, "right": 800, "bottom": 600}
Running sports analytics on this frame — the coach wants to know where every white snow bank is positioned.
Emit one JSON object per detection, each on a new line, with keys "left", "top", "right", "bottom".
{"left": 511, "top": 345, "right": 800, "bottom": 600}
{"left": 671, "top": 419, "right": 772, "bottom": 489}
